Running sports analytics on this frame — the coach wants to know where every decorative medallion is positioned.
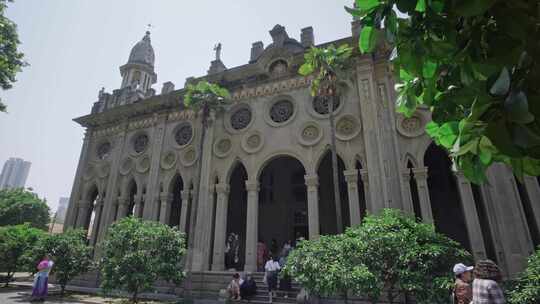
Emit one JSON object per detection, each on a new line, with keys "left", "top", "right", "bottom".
{"left": 270, "top": 100, "right": 294, "bottom": 124}
{"left": 119, "top": 158, "right": 133, "bottom": 175}
{"left": 230, "top": 108, "right": 252, "bottom": 130}
{"left": 96, "top": 142, "right": 112, "bottom": 160}
{"left": 269, "top": 60, "right": 288, "bottom": 78}
{"left": 313, "top": 96, "right": 341, "bottom": 115}
{"left": 97, "top": 162, "right": 110, "bottom": 178}
{"left": 396, "top": 114, "right": 425, "bottom": 138}
{"left": 241, "top": 131, "right": 264, "bottom": 154}
{"left": 174, "top": 123, "right": 193, "bottom": 147}
{"left": 83, "top": 165, "right": 95, "bottom": 181}
{"left": 136, "top": 155, "right": 151, "bottom": 173}
{"left": 214, "top": 137, "right": 232, "bottom": 158}
{"left": 335, "top": 115, "right": 361, "bottom": 141}
{"left": 160, "top": 151, "right": 177, "bottom": 170}
{"left": 133, "top": 134, "right": 149, "bottom": 154}
{"left": 298, "top": 122, "right": 323, "bottom": 146}
{"left": 180, "top": 147, "right": 198, "bottom": 167}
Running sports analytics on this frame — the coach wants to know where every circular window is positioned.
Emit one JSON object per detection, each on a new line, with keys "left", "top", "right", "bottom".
{"left": 174, "top": 124, "right": 193, "bottom": 146}
{"left": 133, "top": 134, "right": 149, "bottom": 154}
{"left": 313, "top": 96, "right": 341, "bottom": 115}
{"left": 270, "top": 100, "right": 294, "bottom": 123}
{"left": 97, "top": 142, "right": 111, "bottom": 160}
{"left": 230, "top": 108, "right": 252, "bottom": 130}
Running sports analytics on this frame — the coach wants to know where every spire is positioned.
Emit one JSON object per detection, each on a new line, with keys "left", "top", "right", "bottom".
{"left": 119, "top": 30, "right": 157, "bottom": 93}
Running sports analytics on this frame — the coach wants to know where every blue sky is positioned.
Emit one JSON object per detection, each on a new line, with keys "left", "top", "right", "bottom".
{"left": 0, "top": 0, "right": 352, "bottom": 212}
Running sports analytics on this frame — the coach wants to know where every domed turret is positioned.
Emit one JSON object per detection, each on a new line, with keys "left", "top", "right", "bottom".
{"left": 119, "top": 31, "right": 157, "bottom": 93}
{"left": 128, "top": 31, "right": 155, "bottom": 67}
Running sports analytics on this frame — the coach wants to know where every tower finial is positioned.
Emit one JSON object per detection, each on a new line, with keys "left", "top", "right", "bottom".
{"left": 213, "top": 43, "right": 222, "bottom": 61}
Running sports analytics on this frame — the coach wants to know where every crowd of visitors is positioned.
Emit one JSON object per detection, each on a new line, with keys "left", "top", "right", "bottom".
{"left": 453, "top": 259, "right": 507, "bottom": 304}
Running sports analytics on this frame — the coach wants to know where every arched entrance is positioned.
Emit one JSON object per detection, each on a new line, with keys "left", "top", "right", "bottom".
{"left": 169, "top": 175, "right": 184, "bottom": 227}
{"left": 126, "top": 179, "right": 137, "bottom": 217}
{"left": 84, "top": 185, "right": 99, "bottom": 241}
{"left": 317, "top": 151, "right": 349, "bottom": 235}
{"left": 424, "top": 143, "right": 471, "bottom": 251}
{"left": 259, "top": 156, "right": 307, "bottom": 255}
{"left": 225, "top": 163, "right": 248, "bottom": 270}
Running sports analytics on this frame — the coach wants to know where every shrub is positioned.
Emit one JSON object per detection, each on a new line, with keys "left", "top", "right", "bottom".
{"left": 509, "top": 247, "right": 540, "bottom": 304}
{"left": 0, "top": 224, "right": 44, "bottom": 286}
{"left": 100, "top": 217, "right": 187, "bottom": 303}
{"left": 0, "top": 188, "right": 50, "bottom": 229}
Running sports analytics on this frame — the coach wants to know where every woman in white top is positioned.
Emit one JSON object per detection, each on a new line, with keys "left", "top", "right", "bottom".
{"left": 265, "top": 254, "right": 281, "bottom": 301}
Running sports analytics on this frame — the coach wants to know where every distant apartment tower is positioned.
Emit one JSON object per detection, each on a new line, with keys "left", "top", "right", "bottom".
{"left": 0, "top": 157, "right": 31, "bottom": 190}
{"left": 55, "top": 197, "right": 69, "bottom": 223}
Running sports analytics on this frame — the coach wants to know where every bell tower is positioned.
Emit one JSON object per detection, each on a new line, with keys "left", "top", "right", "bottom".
{"left": 119, "top": 31, "right": 157, "bottom": 93}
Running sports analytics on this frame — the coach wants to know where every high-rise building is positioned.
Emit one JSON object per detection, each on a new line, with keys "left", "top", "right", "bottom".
{"left": 0, "top": 157, "right": 31, "bottom": 190}
{"left": 55, "top": 197, "right": 69, "bottom": 223}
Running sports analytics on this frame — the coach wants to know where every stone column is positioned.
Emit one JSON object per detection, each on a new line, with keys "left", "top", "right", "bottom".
{"left": 133, "top": 194, "right": 143, "bottom": 218}
{"left": 523, "top": 176, "right": 540, "bottom": 232}
{"left": 401, "top": 170, "right": 414, "bottom": 214}
{"left": 344, "top": 169, "right": 361, "bottom": 226}
{"left": 411, "top": 167, "right": 433, "bottom": 223}
{"left": 90, "top": 199, "right": 104, "bottom": 246}
{"left": 145, "top": 114, "right": 167, "bottom": 220}
{"left": 179, "top": 190, "right": 191, "bottom": 232}
{"left": 359, "top": 169, "right": 371, "bottom": 213}
{"left": 65, "top": 129, "right": 92, "bottom": 230}
{"left": 244, "top": 180, "right": 259, "bottom": 272}
{"left": 455, "top": 172, "right": 487, "bottom": 261}
{"left": 212, "top": 184, "right": 230, "bottom": 271}
{"left": 159, "top": 193, "right": 173, "bottom": 225}
{"left": 116, "top": 197, "right": 129, "bottom": 219}
{"left": 75, "top": 200, "right": 90, "bottom": 228}
{"left": 305, "top": 174, "right": 320, "bottom": 240}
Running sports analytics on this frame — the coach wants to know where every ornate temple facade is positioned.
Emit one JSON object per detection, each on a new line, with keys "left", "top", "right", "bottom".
{"left": 64, "top": 23, "right": 540, "bottom": 280}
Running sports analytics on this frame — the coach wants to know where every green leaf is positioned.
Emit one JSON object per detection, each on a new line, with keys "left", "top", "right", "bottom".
{"left": 415, "top": 0, "right": 426, "bottom": 12}
{"left": 439, "top": 122, "right": 459, "bottom": 148}
{"left": 431, "top": 0, "right": 444, "bottom": 13}
{"left": 355, "top": 0, "right": 380, "bottom": 12}
{"left": 425, "top": 121, "right": 440, "bottom": 138}
{"left": 504, "top": 91, "right": 535, "bottom": 124}
{"left": 422, "top": 60, "right": 437, "bottom": 78}
{"left": 478, "top": 137, "right": 496, "bottom": 165}
{"left": 489, "top": 67, "right": 511, "bottom": 96}
{"left": 454, "top": 0, "right": 496, "bottom": 17}
{"left": 359, "top": 26, "right": 378, "bottom": 53}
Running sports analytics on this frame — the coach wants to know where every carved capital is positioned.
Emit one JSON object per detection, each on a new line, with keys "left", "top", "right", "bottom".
{"left": 181, "top": 190, "right": 191, "bottom": 199}
{"left": 215, "top": 183, "right": 230, "bottom": 194}
{"left": 343, "top": 169, "right": 359, "bottom": 183}
{"left": 411, "top": 167, "right": 429, "bottom": 180}
{"left": 304, "top": 174, "right": 319, "bottom": 187}
{"left": 359, "top": 169, "right": 369, "bottom": 183}
{"left": 245, "top": 180, "right": 259, "bottom": 192}
{"left": 402, "top": 171, "right": 411, "bottom": 181}
{"left": 160, "top": 193, "right": 173, "bottom": 202}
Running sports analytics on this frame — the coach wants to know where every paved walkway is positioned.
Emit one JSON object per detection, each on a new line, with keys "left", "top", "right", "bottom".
{"left": 0, "top": 287, "right": 110, "bottom": 304}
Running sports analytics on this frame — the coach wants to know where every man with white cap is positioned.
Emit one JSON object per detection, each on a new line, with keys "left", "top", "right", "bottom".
{"left": 453, "top": 263, "right": 474, "bottom": 304}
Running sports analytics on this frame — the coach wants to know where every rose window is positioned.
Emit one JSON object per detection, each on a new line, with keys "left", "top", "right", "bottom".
{"left": 97, "top": 142, "right": 111, "bottom": 160}
{"left": 230, "top": 108, "right": 252, "bottom": 130}
{"left": 270, "top": 100, "right": 294, "bottom": 123}
{"left": 175, "top": 124, "right": 193, "bottom": 146}
{"left": 313, "top": 96, "right": 340, "bottom": 115}
{"left": 133, "top": 134, "right": 149, "bottom": 153}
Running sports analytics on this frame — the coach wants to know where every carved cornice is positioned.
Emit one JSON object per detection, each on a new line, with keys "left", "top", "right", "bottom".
{"left": 231, "top": 76, "right": 312, "bottom": 101}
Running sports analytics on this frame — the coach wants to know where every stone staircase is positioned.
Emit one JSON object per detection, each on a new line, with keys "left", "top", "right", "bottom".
{"left": 245, "top": 272, "right": 300, "bottom": 304}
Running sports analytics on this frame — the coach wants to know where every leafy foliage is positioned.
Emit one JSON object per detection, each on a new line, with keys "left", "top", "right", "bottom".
{"left": 0, "top": 0, "right": 27, "bottom": 112}
{"left": 183, "top": 80, "right": 230, "bottom": 112}
{"left": 347, "top": 0, "right": 540, "bottom": 183}
{"left": 509, "top": 247, "right": 540, "bottom": 304}
{"left": 100, "top": 217, "right": 187, "bottom": 303}
{"left": 284, "top": 209, "right": 469, "bottom": 304}
{"left": 0, "top": 224, "right": 44, "bottom": 286}
{"left": 26, "top": 229, "right": 93, "bottom": 295}
{"left": 298, "top": 44, "right": 353, "bottom": 97}
{"left": 0, "top": 188, "right": 50, "bottom": 229}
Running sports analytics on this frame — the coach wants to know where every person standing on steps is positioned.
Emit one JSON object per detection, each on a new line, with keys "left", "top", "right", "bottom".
{"left": 472, "top": 260, "right": 506, "bottom": 304}
{"left": 279, "top": 241, "right": 292, "bottom": 298}
{"left": 240, "top": 272, "right": 257, "bottom": 301}
{"left": 452, "top": 263, "right": 474, "bottom": 304}
{"left": 265, "top": 254, "right": 281, "bottom": 303}
{"left": 257, "top": 239, "right": 268, "bottom": 272}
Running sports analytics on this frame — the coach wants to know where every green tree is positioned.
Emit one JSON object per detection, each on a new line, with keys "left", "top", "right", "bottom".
{"left": 509, "top": 247, "right": 540, "bottom": 304}
{"left": 26, "top": 229, "right": 92, "bottom": 295}
{"left": 298, "top": 44, "right": 353, "bottom": 233}
{"left": 183, "top": 80, "right": 230, "bottom": 248}
{"left": 100, "top": 217, "right": 187, "bottom": 303}
{"left": 0, "top": 188, "right": 50, "bottom": 230}
{"left": 346, "top": 0, "right": 540, "bottom": 183}
{"left": 0, "top": 0, "right": 27, "bottom": 112}
{"left": 0, "top": 224, "right": 44, "bottom": 286}
{"left": 284, "top": 209, "right": 469, "bottom": 304}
